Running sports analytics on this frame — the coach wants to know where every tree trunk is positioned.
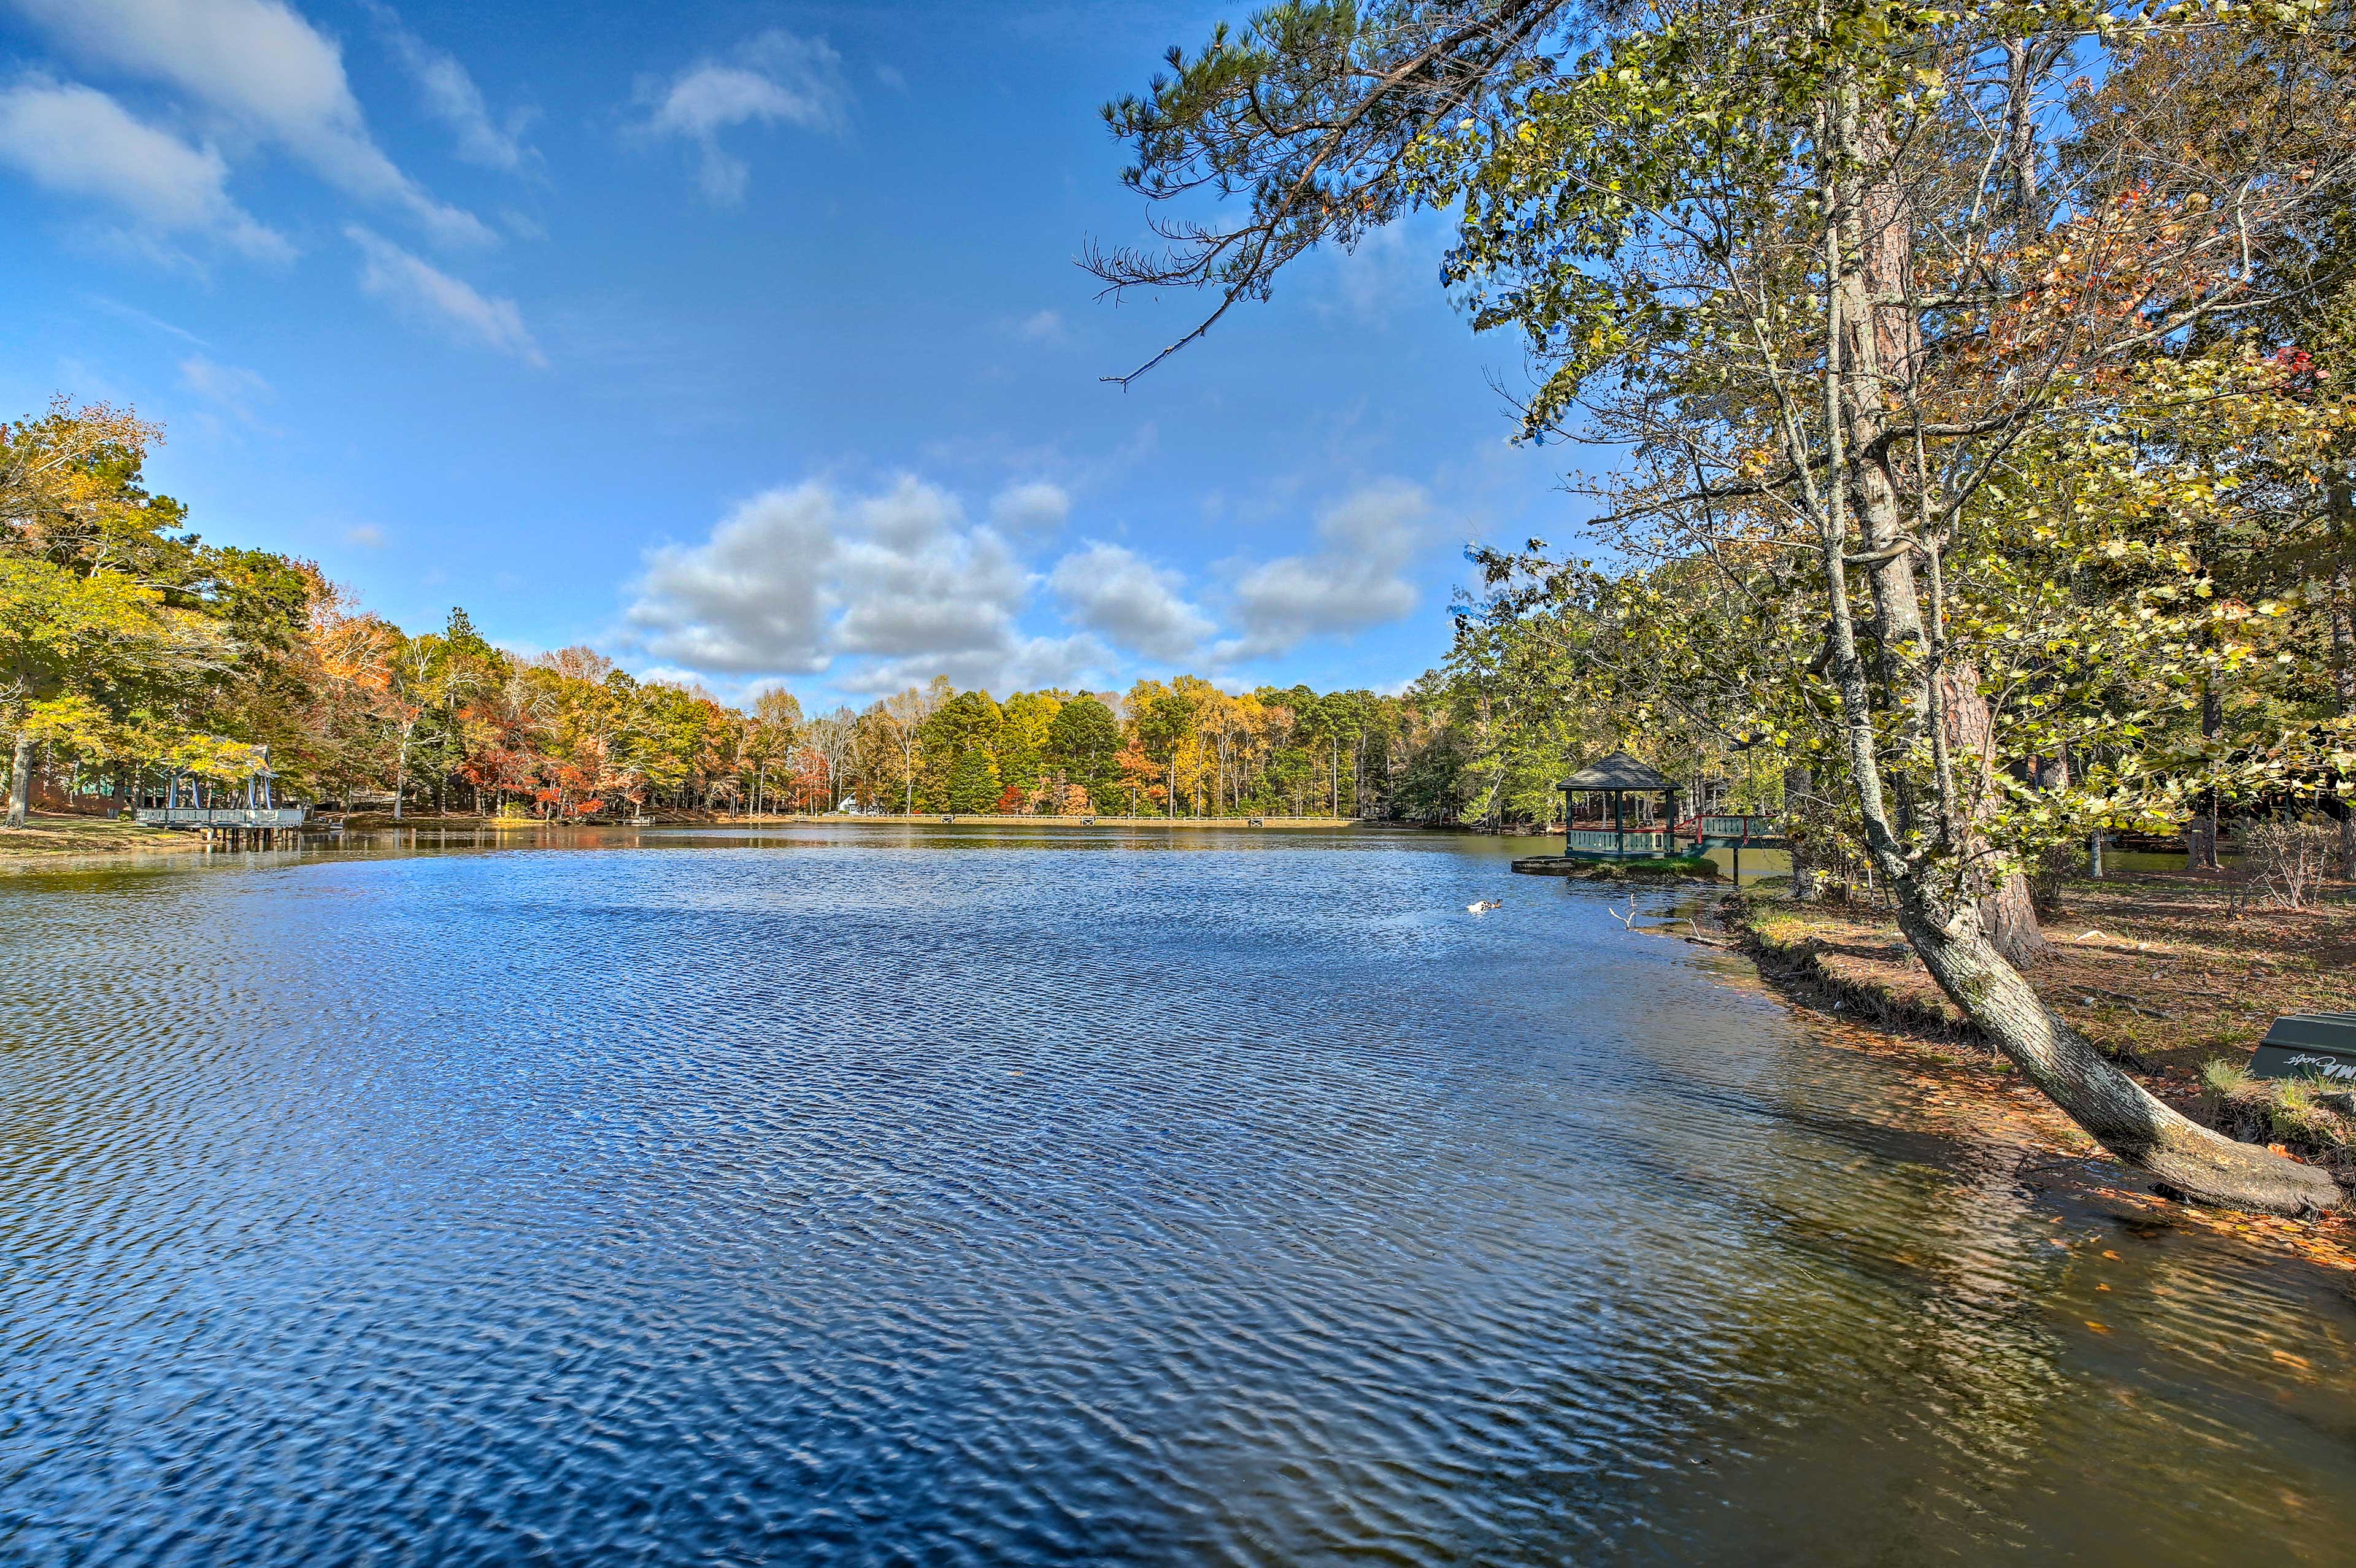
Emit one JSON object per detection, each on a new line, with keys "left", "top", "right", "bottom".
{"left": 1784, "top": 764, "right": 1822, "bottom": 901}
{"left": 1806, "top": 85, "right": 2332, "bottom": 1214}
{"left": 392, "top": 720, "right": 415, "bottom": 822}
{"left": 1979, "top": 873, "right": 2046, "bottom": 966}
{"left": 2330, "top": 552, "right": 2354, "bottom": 878}
{"left": 2001, "top": 38, "right": 2042, "bottom": 223}
{"left": 5, "top": 728, "right": 30, "bottom": 828}
{"left": 2187, "top": 686, "right": 2223, "bottom": 871}
{"left": 1935, "top": 666, "right": 2047, "bottom": 963}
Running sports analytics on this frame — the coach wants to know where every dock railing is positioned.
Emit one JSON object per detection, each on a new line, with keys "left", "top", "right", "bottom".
{"left": 1697, "top": 814, "right": 1779, "bottom": 842}
{"left": 134, "top": 807, "right": 310, "bottom": 828}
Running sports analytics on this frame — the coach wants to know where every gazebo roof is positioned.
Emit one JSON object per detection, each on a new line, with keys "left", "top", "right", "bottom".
{"left": 1557, "top": 750, "right": 1675, "bottom": 792}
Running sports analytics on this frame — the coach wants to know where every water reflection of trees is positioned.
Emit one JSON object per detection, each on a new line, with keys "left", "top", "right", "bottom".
{"left": 1571, "top": 1009, "right": 2355, "bottom": 1562}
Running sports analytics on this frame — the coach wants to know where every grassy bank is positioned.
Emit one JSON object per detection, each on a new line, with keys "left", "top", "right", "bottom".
{"left": 0, "top": 812, "right": 193, "bottom": 866}
{"left": 1725, "top": 869, "right": 2356, "bottom": 1220}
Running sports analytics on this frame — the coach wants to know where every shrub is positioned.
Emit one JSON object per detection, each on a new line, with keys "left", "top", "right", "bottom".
{"left": 2029, "top": 840, "right": 2086, "bottom": 916}
{"left": 2246, "top": 820, "right": 2335, "bottom": 910}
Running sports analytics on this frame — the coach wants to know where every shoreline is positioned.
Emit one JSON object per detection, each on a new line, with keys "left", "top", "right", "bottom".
{"left": 0, "top": 809, "right": 1460, "bottom": 867}
{"left": 1700, "top": 878, "right": 2356, "bottom": 1268}
{"left": 0, "top": 815, "right": 204, "bottom": 869}
{"left": 328, "top": 811, "right": 1391, "bottom": 831}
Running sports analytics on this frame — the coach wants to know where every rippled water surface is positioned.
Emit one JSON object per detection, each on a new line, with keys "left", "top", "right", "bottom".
{"left": 3, "top": 826, "right": 2352, "bottom": 1566}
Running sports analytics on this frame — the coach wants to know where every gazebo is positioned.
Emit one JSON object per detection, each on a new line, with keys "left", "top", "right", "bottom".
{"left": 1557, "top": 751, "right": 1680, "bottom": 860}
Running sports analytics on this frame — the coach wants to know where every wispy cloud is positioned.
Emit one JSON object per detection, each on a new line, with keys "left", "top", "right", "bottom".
{"left": 179, "top": 354, "right": 279, "bottom": 432}
{"left": 347, "top": 225, "right": 544, "bottom": 364}
{"left": 82, "top": 293, "right": 210, "bottom": 345}
{"left": 1014, "top": 308, "right": 1066, "bottom": 344}
{"left": 634, "top": 30, "right": 850, "bottom": 204}
{"left": 988, "top": 479, "right": 1070, "bottom": 537}
{"left": 360, "top": 0, "right": 537, "bottom": 175}
{"left": 11, "top": 0, "right": 493, "bottom": 247}
{"left": 0, "top": 77, "right": 292, "bottom": 261}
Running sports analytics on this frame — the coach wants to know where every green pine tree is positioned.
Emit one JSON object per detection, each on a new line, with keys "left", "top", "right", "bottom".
{"left": 945, "top": 746, "right": 1001, "bottom": 813}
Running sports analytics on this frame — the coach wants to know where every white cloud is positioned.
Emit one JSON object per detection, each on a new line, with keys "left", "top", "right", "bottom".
{"left": 348, "top": 225, "right": 543, "bottom": 364}
{"left": 361, "top": 0, "right": 536, "bottom": 174}
{"left": 623, "top": 472, "right": 1447, "bottom": 694}
{"left": 1218, "top": 478, "right": 1431, "bottom": 662}
{"left": 627, "top": 481, "right": 840, "bottom": 675}
{"left": 179, "top": 354, "right": 276, "bottom": 428}
{"left": 623, "top": 475, "right": 1106, "bottom": 696}
{"left": 840, "top": 634, "right": 1107, "bottom": 699}
{"left": 1015, "top": 308, "right": 1065, "bottom": 343}
{"left": 988, "top": 479, "right": 1069, "bottom": 537}
{"left": 634, "top": 666, "right": 715, "bottom": 694}
{"left": 10, "top": 0, "right": 493, "bottom": 247}
{"left": 344, "top": 523, "right": 385, "bottom": 548}
{"left": 1049, "top": 542, "right": 1214, "bottom": 664}
{"left": 831, "top": 479, "right": 1027, "bottom": 659}
{"left": 636, "top": 30, "right": 849, "bottom": 204}
{"left": 0, "top": 78, "right": 291, "bottom": 260}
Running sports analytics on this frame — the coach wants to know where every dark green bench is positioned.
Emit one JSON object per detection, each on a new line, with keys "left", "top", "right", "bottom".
{"left": 2249, "top": 1012, "right": 2356, "bottom": 1085}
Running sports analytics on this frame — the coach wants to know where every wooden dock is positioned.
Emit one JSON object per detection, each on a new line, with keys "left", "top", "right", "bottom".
{"left": 133, "top": 807, "right": 309, "bottom": 849}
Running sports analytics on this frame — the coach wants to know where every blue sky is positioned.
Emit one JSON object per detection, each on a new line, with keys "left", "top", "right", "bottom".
{"left": 0, "top": 0, "right": 1582, "bottom": 708}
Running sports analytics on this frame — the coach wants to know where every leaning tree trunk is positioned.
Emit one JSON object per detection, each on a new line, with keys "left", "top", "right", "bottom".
{"left": 1834, "top": 569, "right": 2341, "bottom": 1212}
{"left": 1894, "top": 888, "right": 2341, "bottom": 1214}
{"left": 4, "top": 728, "right": 30, "bottom": 828}
{"left": 2330, "top": 552, "right": 2355, "bottom": 880}
{"left": 1807, "top": 81, "right": 2338, "bottom": 1215}
{"left": 1838, "top": 99, "right": 2046, "bottom": 963}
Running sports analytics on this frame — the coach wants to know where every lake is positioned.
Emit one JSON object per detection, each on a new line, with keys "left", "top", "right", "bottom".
{"left": 2, "top": 825, "right": 2350, "bottom": 1565}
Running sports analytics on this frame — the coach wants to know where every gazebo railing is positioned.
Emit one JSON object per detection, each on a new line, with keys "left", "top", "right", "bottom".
{"left": 1565, "top": 828, "right": 1670, "bottom": 855}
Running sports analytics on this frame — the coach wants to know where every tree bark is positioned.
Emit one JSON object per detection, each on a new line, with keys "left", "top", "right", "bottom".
{"left": 1999, "top": 37, "right": 2060, "bottom": 229}
{"left": 2330, "top": 552, "right": 2354, "bottom": 878}
{"left": 1933, "top": 665, "right": 2047, "bottom": 963}
{"left": 391, "top": 717, "right": 417, "bottom": 822}
{"left": 2187, "top": 686, "right": 2222, "bottom": 871}
{"left": 5, "top": 728, "right": 29, "bottom": 828}
{"left": 1784, "top": 764, "right": 1822, "bottom": 901}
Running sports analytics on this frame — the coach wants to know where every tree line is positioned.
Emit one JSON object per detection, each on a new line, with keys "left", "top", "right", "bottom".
{"left": 1, "top": 407, "right": 1529, "bottom": 826}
